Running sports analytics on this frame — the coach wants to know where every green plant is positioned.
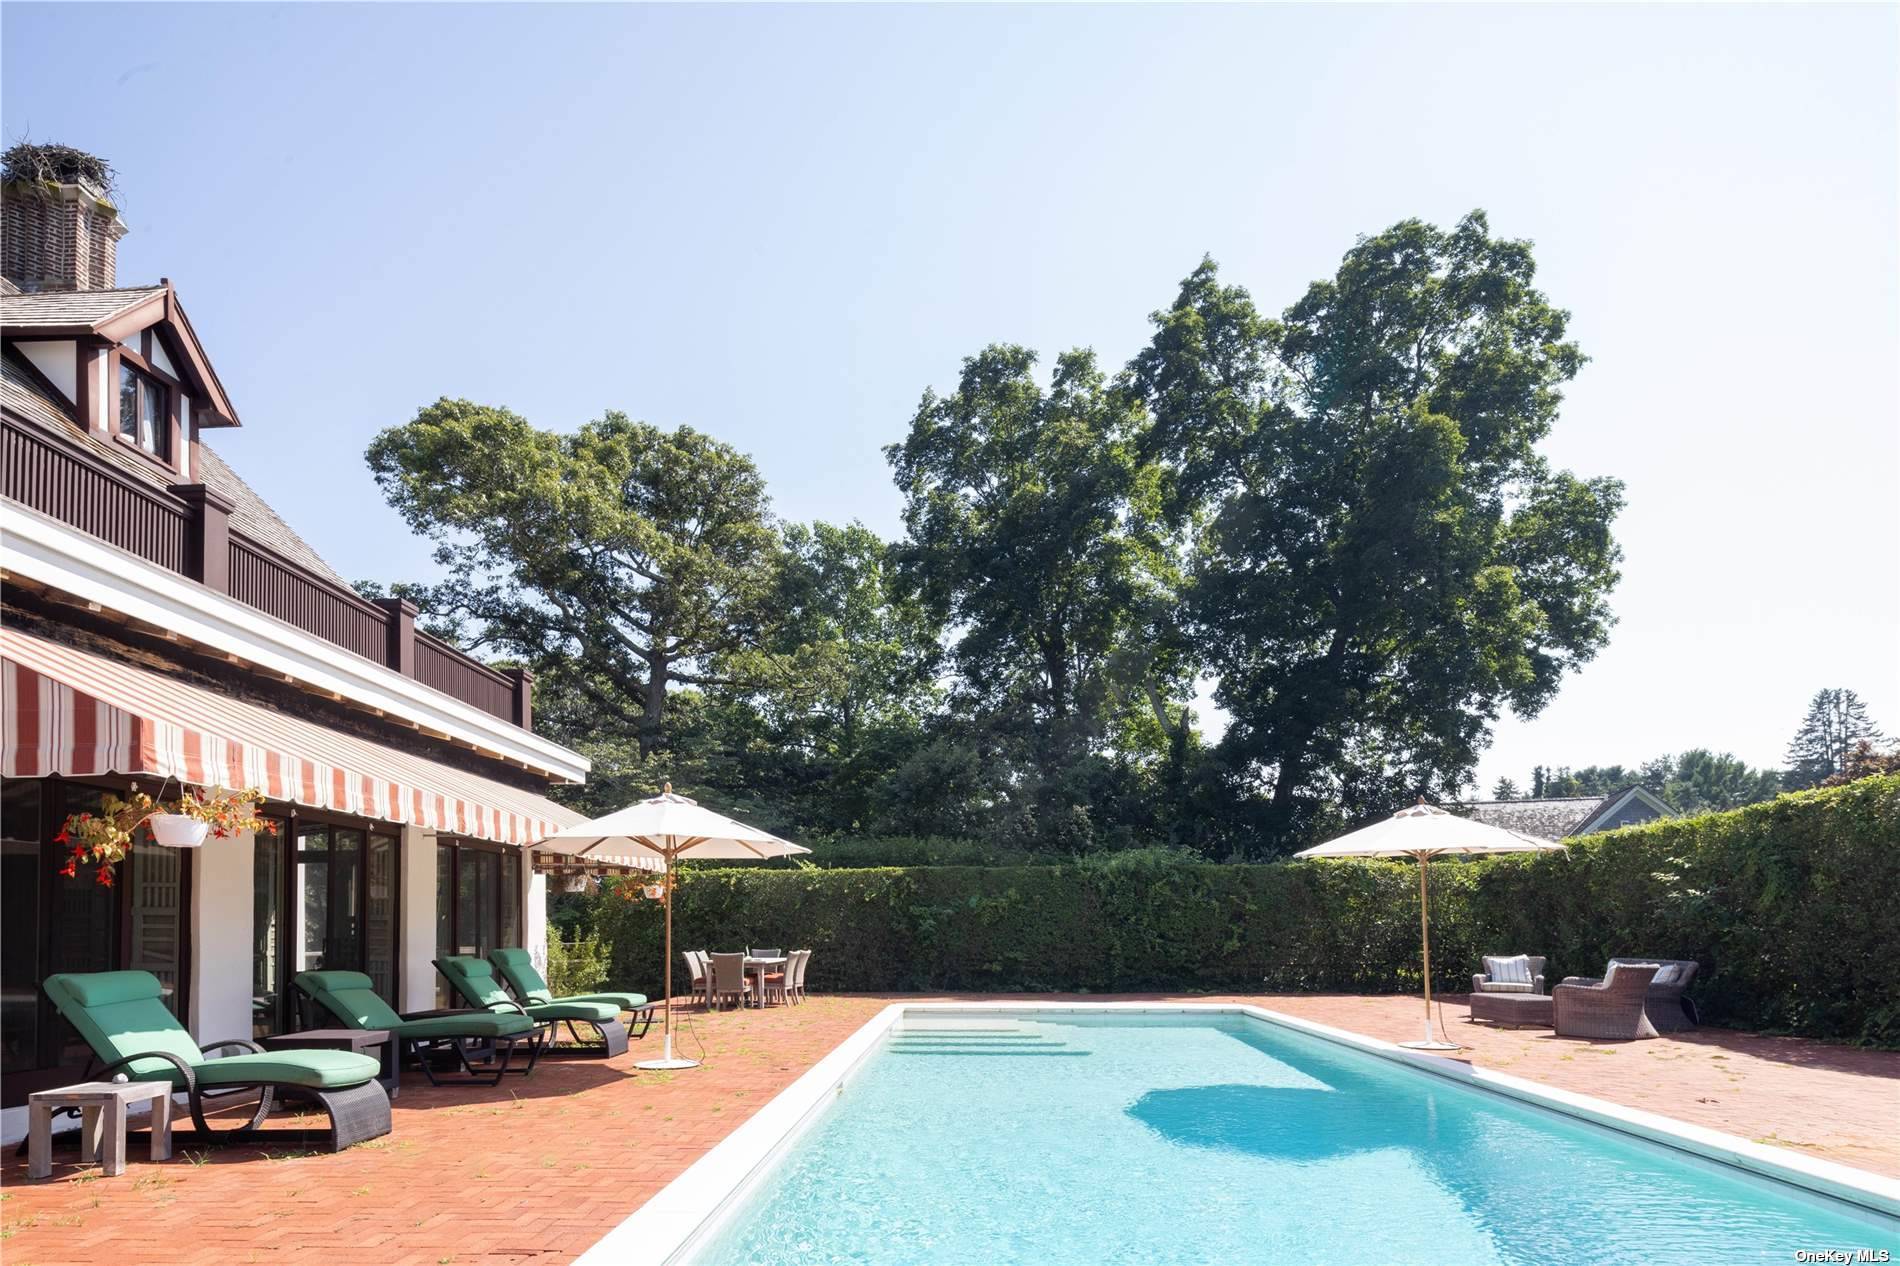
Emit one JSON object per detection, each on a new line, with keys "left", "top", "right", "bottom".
{"left": 563, "top": 776, "right": 1900, "bottom": 1045}
{"left": 56, "top": 785, "right": 274, "bottom": 886}
{"left": 545, "top": 932, "right": 611, "bottom": 998}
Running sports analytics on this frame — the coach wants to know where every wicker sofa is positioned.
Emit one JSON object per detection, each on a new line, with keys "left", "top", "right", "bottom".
{"left": 1603, "top": 957, "right": 1700, "bottom": 1032}
{"left": 1552, "top": 962, "right": 1661, "bottom": 1040}
{"left": 1472, "top": 955, "right": 1547, "bottom": 995}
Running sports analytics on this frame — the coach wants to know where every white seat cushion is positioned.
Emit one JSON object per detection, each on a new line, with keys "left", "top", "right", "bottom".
{"left": 1478, "top": 980, "right": 1537, "bottom": 993}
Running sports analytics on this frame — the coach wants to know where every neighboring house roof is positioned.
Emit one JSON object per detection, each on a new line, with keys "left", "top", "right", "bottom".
{"left": 1464, "top": 785, "right": 1673, "bottom": 839}
{"left": 0, "top": 281, "right": 239, "bottom": 427}
{"left": 1, "top": 345, "right": 348, "bottom": 585}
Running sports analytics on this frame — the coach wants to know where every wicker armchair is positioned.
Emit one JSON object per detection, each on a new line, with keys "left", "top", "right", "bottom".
{"left": 1606, "top": 957, "right": 1700, "bottom": 1032}
{"left": 1552, "top": 962, "right": 1661, "bottom": 1040}
{"left": 1472, "top": 955, "right": 1547, "bottom": 995}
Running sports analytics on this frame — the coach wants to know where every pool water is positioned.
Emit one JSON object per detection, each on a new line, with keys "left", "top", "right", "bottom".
{"left": 697, "top": 1013, "right": 1898, "bottom": 1265}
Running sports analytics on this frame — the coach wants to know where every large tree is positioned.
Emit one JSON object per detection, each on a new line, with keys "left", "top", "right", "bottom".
{"left": 1785, "top": 688, "right": 1886, "bottom": 788}
{"left": 1132, "top": 213, "right": 1625, "bottom": 853}
{"left": 366, "top": 399, "right": 784, "bottom": 763}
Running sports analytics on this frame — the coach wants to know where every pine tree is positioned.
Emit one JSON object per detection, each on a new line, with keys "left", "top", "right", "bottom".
{"left": 1491, "top": 777, "right": 1522, "bottom": 800}
{"left": 1785, "top": 689, "right": 1886, "bottom": 788}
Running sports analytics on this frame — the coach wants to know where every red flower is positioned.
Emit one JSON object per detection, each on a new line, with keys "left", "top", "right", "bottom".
{"left": 58, "top": 860, "right": 77, "bottom": 878}
{"left": 53, "top": 829, "right": 69, "bottom": 845}
{"left": 94, "top": 867, "right": 114, "bottom": 888}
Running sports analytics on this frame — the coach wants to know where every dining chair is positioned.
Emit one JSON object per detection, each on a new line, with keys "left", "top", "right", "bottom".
{"left": 709, "top": 952, "right": 751, "bottom": 1010}
{"left": 680, "top": 950, "right": 707, "bottom": 1007}
{"left": 789, "top": 949, "right": 811, "bottom": 1004}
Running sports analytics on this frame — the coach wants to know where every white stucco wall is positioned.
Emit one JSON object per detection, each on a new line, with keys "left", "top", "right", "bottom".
{"left": 191, "top": 830, "right": 255, "bottom": 1044}
{"left": 526, "top": 862, "right": 549, "bottom": 976}
{"left": 400, "top": 825, "right": 437, "bottom": 1011}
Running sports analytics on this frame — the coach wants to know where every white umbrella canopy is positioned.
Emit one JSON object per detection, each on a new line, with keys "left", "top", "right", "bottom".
{"left": 1295, "top": 801, "right": 1566, "bottom": 1051}
{"left": 537, "top": 787, "right": 809, "bottom": 1070}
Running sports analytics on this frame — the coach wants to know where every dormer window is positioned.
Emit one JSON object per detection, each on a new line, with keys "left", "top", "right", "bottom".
{"left": 118, "top": 361, "right": 171, "bottom": 462}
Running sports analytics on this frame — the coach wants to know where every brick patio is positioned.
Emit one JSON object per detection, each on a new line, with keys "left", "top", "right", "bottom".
{"left": 3, "top": 994, "right": 1895, "bottom": 1265}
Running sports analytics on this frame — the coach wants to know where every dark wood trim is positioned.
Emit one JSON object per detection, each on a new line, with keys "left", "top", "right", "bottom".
{"left": 170, "top": 482, "right": 235, "bottom": 593}
{"left": 116, "top": 341, "right": 184, "bottom": 392}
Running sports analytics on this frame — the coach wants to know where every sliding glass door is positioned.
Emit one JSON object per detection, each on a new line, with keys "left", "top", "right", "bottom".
{"left": 254, "top": 817, "right": 398, "bottom": 1035}
{"left": 434, "top": 841, "right": 521, "bottom": 1006}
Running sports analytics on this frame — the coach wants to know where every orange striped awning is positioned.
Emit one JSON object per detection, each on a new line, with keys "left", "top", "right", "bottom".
{"left": 0, "top": 627, "right": 582, "bottom": 847}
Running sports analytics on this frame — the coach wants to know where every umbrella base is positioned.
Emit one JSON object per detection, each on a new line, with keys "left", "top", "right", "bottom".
{"left": 1399, "top": 1040, "right": 1462, "bottom": 1052}
{"left": 635, "top": 1032, "right": 699, "bottom": 1071}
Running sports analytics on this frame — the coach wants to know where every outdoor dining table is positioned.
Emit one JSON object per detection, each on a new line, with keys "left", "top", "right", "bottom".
{"left": 743, "top": 956, "right": 787, "bottom": 1007}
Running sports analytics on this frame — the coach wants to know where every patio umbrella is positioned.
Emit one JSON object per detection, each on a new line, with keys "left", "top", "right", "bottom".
{"left": 536, "top": 785, "right": 809, "bottom": 1070}
{"left": 1294, "top": 801, "right": 1564, "bottom": 1051}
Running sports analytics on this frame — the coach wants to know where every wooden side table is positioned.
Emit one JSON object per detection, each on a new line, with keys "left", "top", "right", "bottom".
{"left": 262, "top": 1028, "right": 399, "bottom": 1099}
{"left": 28, "top": 1081, "right": 173, "bottom": 1179}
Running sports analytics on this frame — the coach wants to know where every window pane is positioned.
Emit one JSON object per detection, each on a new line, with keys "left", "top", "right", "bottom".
{"left": 457, "top": 849, "right": 500, "bottom": 957}
{"left": 145, "top": 380, "right": 171, "bottom": 461}
{"left": 118, "top": 363, "right": 139, "bottom": 440}
{"left": 138, "top": 377, "right": 160, "bottom": 455}
{"left": 296, "top": 824, "right": 330, "bottom": 973}
{"left": 126, "top": 836, "right": 186, "bottom": 1016}
{"left": 1, "top": 781, "right": 42, "bottom": 1076}
{"left": 330, "top": 829, "right": 363, "bottom": 971}
{"left": 366, "top": 835, "right": 397, "bottom": 1002}
{"left": 253, "top": 825, "right": 284, "bottom": 1037}
{"left": 500, "top": 850, "right": 520, "bottom": 950}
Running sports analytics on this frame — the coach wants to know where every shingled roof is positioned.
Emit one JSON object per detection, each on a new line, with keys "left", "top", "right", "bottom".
{"left": 1, "top": 346, "right": 347, "bottom": 585}
{"left": 0, "top": 285, "right": 166, "bottom": 330}
{"left": 1464, "top": 786, "right": 1673, "bottom": 839}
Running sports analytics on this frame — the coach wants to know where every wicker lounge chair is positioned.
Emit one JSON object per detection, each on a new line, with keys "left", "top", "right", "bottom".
{"left": 1472, "top": 955, "right": 1547, "bottom": 995}
{"left": 435, "top": 956, "right": 628, "bottom": 1058}
{"left": 293, "top": 970, "right": 540, "bottom": 1087}
{"left": 43, "top": 970, "right": 390, "bottom": 1151}
{"left": 1552, "top": 962, "right": 1662, "bottom": 1040}
{"left": 1604, "top": 957, "right": 1701, "bottom": 1032}
{"left": 488, "top": 948, "right": 654, "bottom": 1036}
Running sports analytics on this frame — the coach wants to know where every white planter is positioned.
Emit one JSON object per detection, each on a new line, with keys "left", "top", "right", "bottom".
{"left": 149, "top": 814, "right": 208, "bottom": 848}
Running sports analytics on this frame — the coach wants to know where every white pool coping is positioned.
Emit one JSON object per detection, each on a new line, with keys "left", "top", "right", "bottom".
{"left": 577, "top": 1002, "right": 1900, "bottom": 1265}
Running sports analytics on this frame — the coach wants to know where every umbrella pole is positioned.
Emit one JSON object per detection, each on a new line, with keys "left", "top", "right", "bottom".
{"left": 636, "top": 847, "right": 699, "bottom": 1070}
{"left": 1402, "top": 851, "right": 1458, "bottom": 1052}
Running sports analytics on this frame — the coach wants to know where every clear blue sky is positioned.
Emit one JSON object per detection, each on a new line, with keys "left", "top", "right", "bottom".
{"left": 6, "top": 3, "right": 1896, "bottom": 790}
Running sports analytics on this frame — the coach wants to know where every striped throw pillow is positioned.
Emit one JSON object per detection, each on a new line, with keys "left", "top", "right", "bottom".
{"left": 1484, "top": 955, "right": 1534, "bottom": 986}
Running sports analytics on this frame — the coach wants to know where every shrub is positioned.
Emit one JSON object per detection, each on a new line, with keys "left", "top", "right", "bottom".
{"left": 565, "top": 775, "right": 1900, "bottom": 1045}
{"left": 545, "top": 932, "right": 611, "bottom": 998}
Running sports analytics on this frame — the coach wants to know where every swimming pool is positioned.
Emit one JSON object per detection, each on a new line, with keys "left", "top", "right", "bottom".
{"left": 591, "top": 1006, "right": 1900, "bottom": 1265}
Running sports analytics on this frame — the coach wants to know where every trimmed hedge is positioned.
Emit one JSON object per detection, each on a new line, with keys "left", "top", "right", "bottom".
{"left": 569, "top": 775, "right": 1900, "bottom": 1045}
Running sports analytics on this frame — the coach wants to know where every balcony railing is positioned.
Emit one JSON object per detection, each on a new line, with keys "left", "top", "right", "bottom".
{"left": 1, "top": 411, "right": 531, "bottom": 729}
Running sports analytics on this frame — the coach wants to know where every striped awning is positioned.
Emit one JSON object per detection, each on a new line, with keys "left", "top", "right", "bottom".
{"left": 0, "top": 626, "right": 582, "bottom": 847}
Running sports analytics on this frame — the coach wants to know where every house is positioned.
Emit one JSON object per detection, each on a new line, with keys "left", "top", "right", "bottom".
{"left": 0, "top": 153, "right": 595, "bottom": 1141}
{"left": 1464, "top": 786, "right": 1674, "bottom": 840}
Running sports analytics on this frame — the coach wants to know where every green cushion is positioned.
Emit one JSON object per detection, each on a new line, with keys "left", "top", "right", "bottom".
{"left": 487, "top": 949, "right": 644, "bottom": 1012}
{"left": 188, "top": 1050, "right": 380, "bottom": 1091}
{"left": 523, "top": 1000, "right": 618, "bottom": 1023}
{"left": 45, "top": 971, "right": 206, "bottom": 1081}
{"left": 389, "top": 1012, "right": 535, "bottom": 1041}
{"left": 436, "top": 956, "right": 515, "bottom": 1010}
{"left": 488, "top": 949, "right": 551, "bottom": 1001}
{"left": 293, "top": 970, "right": 404, "bottom": 1030}
{"left": 560, "top": 993, "right": 648, "bottom": 1012}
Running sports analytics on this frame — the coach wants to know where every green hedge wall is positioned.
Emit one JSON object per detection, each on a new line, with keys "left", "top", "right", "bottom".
{"left": 569, "top": 775, "right": 1900, "bottom": 1045}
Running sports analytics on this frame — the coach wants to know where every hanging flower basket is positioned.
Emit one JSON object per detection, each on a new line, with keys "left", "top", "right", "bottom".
{"left": 642, "top": 883, "right": 667, "bottom": 901}
{"left": 148, "top": 813, "right": 210, "bottom": 848}
{"left": 57, "top": 784, "right": 274, "bottom": 885}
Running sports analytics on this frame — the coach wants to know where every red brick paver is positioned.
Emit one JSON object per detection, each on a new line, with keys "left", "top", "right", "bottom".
{"left": 2, "top": 994, "right": 1893, "bottom": 1264}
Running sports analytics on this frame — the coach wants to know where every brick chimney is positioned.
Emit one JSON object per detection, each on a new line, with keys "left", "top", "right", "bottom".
{"left": 2, "top": 147, "right": 128, "bottom": 292}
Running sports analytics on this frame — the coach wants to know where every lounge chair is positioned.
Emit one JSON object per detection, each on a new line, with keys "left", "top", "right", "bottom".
{"left": 293, "top": 970, "right": 540, "bottom": 1087}
{"left": 1472, "top": 955, "right": 1546, "bottom": 994}
{"left": 1604, "top": 956, "right": 1701, "bottom": 1031}
{"left": 488, "top": 948, "right": 654, "bottom": 1037}
{"left": 1552, "top": 962, "right": 1662, "bottom": 1040}
{"left": 435, "top": 956, "right": 628, "bottom": 1058}
{"left": 42, "top": 970, "right": 390, "bottom": 1152}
